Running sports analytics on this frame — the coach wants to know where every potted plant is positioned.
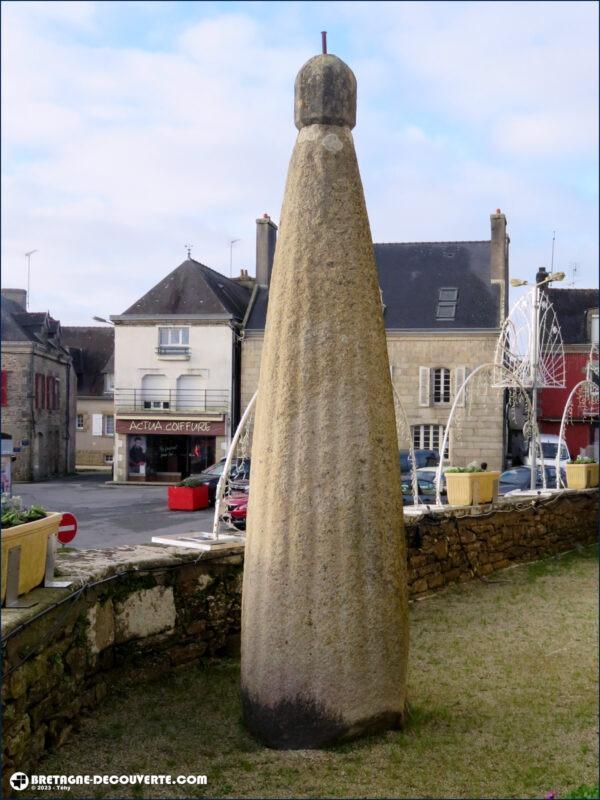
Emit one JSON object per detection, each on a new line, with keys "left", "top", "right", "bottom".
{"left": 565, "top": 456, "right": 599, "bottom": 489}
{"left": 167, "top": 476, "right": 210, "bottom": 511}
{"left": 445, "top": 466, "right": 501, "bottom": 506}
{"left": 1, "top": 495, "right": 62, "bottom": 604}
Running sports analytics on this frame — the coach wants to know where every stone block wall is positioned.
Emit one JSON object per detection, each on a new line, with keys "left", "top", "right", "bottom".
{"left": 403, "top": 490, "right": 597, "bottom": 595}
{"left": 1, "top": 491, "right": 597, "bottom": 792}
{"left": 1, "top": 546, "right": 243, "bottom": 795}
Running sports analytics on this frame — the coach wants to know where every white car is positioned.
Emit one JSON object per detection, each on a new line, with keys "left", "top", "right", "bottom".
{"left": 522, "top": 434, "right": 570, "bottom": 468}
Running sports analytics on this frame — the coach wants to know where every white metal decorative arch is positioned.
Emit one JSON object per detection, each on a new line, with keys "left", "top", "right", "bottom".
{"left": 211, "top": 391, "right": 257, "bottom": 539}
{"left": 554, "top": 379, "right": 599, "bottom": 488}
{"left": 392, "top": 384, "right": 420, "bottom": 506}
{"left": 493, "top": 288, "right": 565, "bottom": 389}
{"left": 435, "top": 363, "right": 543, "bottom": 505}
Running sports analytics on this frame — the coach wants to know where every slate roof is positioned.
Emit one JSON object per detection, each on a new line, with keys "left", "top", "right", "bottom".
{"left": 546, "top": 287, "right": 599, "bottom": 344}
{"left": 61, "top": 327, "right": 115, "bottom": 396}
{"left": 119, "top": 259, "right": 251, "bottom": 320}
{"left": 245, "top": 241, "right": 500, "bottom": 330}
{"left": 1, "top": 296, "right": 70, "bottom": 357}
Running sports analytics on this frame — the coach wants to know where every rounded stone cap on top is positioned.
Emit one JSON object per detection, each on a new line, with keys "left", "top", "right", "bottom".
{"left": 294, "top": 54, "right": 357, "bottom": 130}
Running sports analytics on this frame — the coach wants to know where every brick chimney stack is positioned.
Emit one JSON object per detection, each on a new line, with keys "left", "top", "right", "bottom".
{"left": 1, "top": 288, "right": 27, "bottom": 309}
{"left": 255, "top": 213, "right": 278, "bottom": 286}
{"left": 490, "top": 209, "right": 509, "bottom": 320}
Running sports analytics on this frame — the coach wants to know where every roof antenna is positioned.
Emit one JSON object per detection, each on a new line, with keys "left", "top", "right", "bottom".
{"left": 185, "top": 243, "right": 193, "bottom": 259}
{"left": 321, "top": 31, "right": 327, "bottom": 54}
{"left": 550, "top": 230, "right": 556, "bottom": 271}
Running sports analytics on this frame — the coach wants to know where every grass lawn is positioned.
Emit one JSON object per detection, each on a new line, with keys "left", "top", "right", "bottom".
{"left": 39, "top": 545, "right": 598, "bottom": 799}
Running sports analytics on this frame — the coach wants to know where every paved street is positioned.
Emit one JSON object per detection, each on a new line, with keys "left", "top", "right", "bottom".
{"left": 13, "top": 473, "right": 215, "bottom": 550}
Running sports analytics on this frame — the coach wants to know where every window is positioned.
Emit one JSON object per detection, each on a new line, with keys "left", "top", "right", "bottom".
{"left": 104, "top": 373, "right": 114, "bottom": 393}
{"left": 35, "top": 373, "right": 45, "bottom": 409}
{"left": 412, "top": 424, "right": 449, "bottom": 457}
{"left": 436, "top": 287, "right": 458, "bottom": 321}
{"left": 433, "top": 368, "right": 451, "bottom": 404}
{"left": 591, "top": 311, "right": 599, "bottom": 344}
{"left": 76, "top": 414, "right": 84, "bottom": 430}
{"left": 158, "top": 328, "right": 190, "bottom": 347}
{"left": 104, "top": 453, "right": 114, "bottom": 464}
{"left": 53, "top": 378, "right": 59, "bottom": 410}
{"left": 104, "top": 415, "right": 115, "bottom": 436}
{"left": 1, "top": 371, "right": 7, "bottom": 407}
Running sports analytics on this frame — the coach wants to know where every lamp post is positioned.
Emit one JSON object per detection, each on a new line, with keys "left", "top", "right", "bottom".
{"left": 25, "top": 250, "right": 37, "bottom": 309}
{"left": 92, "top": 316, "right": 114, "bottom": 325}
{"left": 510, "top": 270, "right": 565, "bottom": 489}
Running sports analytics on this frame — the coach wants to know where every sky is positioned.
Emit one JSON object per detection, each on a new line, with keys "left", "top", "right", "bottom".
{"left": 2, "top": 0, "right": 598, "bottom": 325}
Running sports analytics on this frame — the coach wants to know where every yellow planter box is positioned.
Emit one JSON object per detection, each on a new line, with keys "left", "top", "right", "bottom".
{"left": 446, "top": 471, "right": 501, "bottom": 506}
{"left": 1, "top": 512, "right": 62, "bottom": 604}
{"left": 565, "top": 463, "right": 599, "bottom": 490}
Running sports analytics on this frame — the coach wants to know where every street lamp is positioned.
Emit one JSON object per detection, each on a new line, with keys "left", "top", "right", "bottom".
{"left": 92, "top": 316, "right": 114, "bottom": 325}
{"left": 511, "top": 269, "right": 565, "bottom": 488}
{"left": 25, "top": 250, "right": 37, "bottom": 309}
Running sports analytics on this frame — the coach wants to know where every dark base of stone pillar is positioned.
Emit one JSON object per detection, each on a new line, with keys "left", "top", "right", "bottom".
{"left": 241, "top": 689, "right": 404, "bottom": 749}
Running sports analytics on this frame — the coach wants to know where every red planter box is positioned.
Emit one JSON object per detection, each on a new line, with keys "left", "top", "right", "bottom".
{"left": 167, "top": 485, "right": 209, "bottom": 511}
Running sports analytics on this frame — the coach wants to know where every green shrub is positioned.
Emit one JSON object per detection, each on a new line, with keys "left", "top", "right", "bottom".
{"left": 445, "top": 466, "right": 484, "bottom": 473}
{"left": 568, "top": 456, "right": 597, "bottom": 465}
{"left": 1, "top": 499, "right": 47, "bottom": 528}
{"left": 177, "top": 476, "right": 208, "bottom": 488}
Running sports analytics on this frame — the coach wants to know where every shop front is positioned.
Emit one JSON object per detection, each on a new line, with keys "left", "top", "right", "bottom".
{"left": 115, "top": 418, "right": 226, "bottom": 483}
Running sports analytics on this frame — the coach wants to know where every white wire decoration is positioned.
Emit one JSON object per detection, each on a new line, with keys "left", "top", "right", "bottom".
{"left": 493, "top": 288, "right": 565, "bottom": 388}
{"left": 554, "top": 378, "right": 599, "bottom": 487}
{"left": 391, "top": 384, "right": 420, "bottom": 506}
{"left": 586, "top": 341, "right": 599, "bottom": 384}
{"left": 435, "top": 362, "right": 543, "bottom": 505}
{"left": 211, "top": 391, "right": 256, "bottom": 538}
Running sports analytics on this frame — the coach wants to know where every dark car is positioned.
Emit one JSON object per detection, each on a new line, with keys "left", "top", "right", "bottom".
{"left": 399, "top": 449, "right": 439, "bottom": 477}
{"left": 400, "top": 477, "right": 441, "bottom": 506}
{"left": 499, "top": 465, "right": 564, "bottom": 495}
{"left": 196, "top": 458, "right": 251, "bottom": 504}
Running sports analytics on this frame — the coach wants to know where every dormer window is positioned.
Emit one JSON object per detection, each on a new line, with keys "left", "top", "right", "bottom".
{"left": 436, "top": 288, "right": 458, "bottom": 321}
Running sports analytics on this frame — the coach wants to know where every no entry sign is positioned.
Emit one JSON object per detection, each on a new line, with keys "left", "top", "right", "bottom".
{"left": 58, "top": 512, "right": 78, "bottom": 544}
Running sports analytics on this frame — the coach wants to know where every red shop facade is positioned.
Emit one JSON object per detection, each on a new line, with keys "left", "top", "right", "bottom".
{"left": 116, "top": 418, "right": 226, "bottom": 483}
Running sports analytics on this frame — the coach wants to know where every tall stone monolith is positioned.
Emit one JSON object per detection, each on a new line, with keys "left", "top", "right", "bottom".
{"left": 241, "top": 51, "right": 409, "bottom": 749}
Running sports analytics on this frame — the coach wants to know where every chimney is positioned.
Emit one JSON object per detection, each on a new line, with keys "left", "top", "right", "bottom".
{"left": 490, "top": 209, "right": 509, "bottom": 320}
{"left": 256, "top": 213, "right": 278, "bottom": 286}
{"left": 1, "top": 288, "right": 27, "bottom": 309}
{"left": 536, "top": 266, "right": 549, "bottom": 285}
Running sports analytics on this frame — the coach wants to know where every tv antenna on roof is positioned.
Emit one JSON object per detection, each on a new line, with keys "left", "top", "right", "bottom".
{"left": 185, "top": 243, "right": 193, "bottom": 259}
{"left": 550, "top": 230, "right": 556, "bottom": 271}
{"left": 25, "top": 249, "right": 38, "bottom": 310}
{"left": 569, "top": 262, "right": 579, "bottom": 287}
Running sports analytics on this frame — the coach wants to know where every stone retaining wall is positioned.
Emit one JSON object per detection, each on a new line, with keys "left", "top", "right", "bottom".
{"left": 1, "top": 490, "right": 597, "bottom": 792}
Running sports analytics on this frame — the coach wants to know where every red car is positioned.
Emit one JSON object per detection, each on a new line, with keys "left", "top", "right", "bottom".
{"left": 225, "top": 491, "right": 248, "bottom": 530}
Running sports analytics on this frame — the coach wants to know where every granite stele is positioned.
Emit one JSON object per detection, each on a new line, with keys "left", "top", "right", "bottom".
{"left": 241, "top": 49, "right": 409, "bottom": 749}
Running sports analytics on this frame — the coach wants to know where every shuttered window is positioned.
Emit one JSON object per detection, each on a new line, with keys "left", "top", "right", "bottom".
{"left": 433, "top": 368, "right": 451, "bottom": 404}
{"left": 35, "top": 373, "right": 45, "bottom": 409}
{"left": 92, "top": 414, "right": 103, "bottom": 437}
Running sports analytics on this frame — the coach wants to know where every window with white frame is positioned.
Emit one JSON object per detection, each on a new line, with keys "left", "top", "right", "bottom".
{"left": 104, "top": 373, "right": 114, "bottom": 393}
{"left": 412, "top": 424, "right": 448, "bottom": 457}
{"left": 104, "top": 453, "right": 114, "bottom": 464}
{"left": 103, "top": 415, "right": 115, "bottom": 436}
{"left": 433, "top": 368, "right": 451, "bottom": 404}
{"left": 591, "top": 311, "right": 599, "bottom": 344}
{"left": 76, "top": 414, "right": 84, "bottom": 430}
{"left": 158, "top": 327, "right": 189, "bottom": 347}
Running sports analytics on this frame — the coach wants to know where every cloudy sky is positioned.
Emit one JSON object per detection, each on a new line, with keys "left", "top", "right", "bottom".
{"left": 2, "top": 0, "right": 598, "bottom": 324}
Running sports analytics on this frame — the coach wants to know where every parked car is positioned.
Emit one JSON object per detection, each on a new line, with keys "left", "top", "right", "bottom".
{"left": 400, "top": 477, "right": 441, "bottom": 506}
{"left": 415, "top": 465, "right": 453, "bottom": 495}
{"left": 224, "top": 491, "right": 248, "bottom": 530}
{"left": 399, "top": 449, "right": 439, "bottom": 475}
{"left": 196, "top": 458, "right": 251, "bottom": 504}
{"left": 522, "top": 434, "right": 570, "bottom": 468}
{"left": 499, "top": 465, "right": 565, "bottom": 495}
